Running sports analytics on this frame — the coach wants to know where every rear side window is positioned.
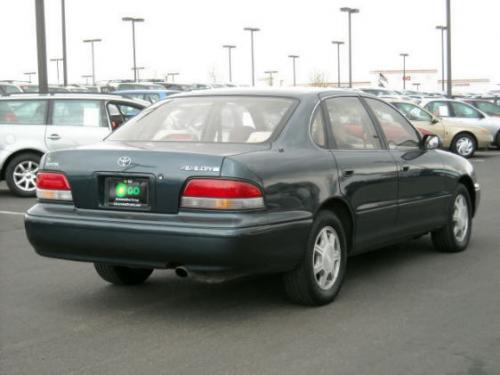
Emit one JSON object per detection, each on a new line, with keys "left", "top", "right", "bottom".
{"left": 394, "top": 102, "right": 433, "bottom": 122}
{"left": 108, "top": 96, "right": 296, "bottom": 143}
{"left": 325, "top": 97, "right": 382, "bottom": 150}
{"left": 366, "top": 98, "right": 420, "bottom": 150}
{"left": 450, "top": 102, "right": 482, "bottom": 119}
{"left": 310, "top": 108, "right": 326, "bottom": 147}
{"left": 473, "top": 101, "right": 500, "bottom": 116}
{"left": 0, "top": 100, "right": 47, "bottom": 125}
{"left": 51, "top": 100, "right": 107, "bottom": 127}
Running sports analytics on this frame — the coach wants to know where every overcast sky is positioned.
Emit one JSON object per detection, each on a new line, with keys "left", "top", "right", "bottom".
{"left": 1, "top": 0, "right": 499, "bottom": 89}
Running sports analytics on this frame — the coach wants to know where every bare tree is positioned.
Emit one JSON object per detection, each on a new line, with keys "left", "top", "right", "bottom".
{"left": 309, "top": 70, "right": 329, "bottom": 87}
{"left": 207, "top": 64, "right": 219, "bottom": 83}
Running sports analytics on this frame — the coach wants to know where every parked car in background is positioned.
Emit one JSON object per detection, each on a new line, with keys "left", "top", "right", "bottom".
{"left": 160, "top": 83, "right": 193, "bottom": 91}
{"left": 114, "top": 89, "right": 179, "bottom": 104}
{"left": 0, "top": 83, "right": 23, "bottom": 95}
{"left": 358, "top": 87, "right": 413, "bottom": 101}
{"left": 0, "top": 94, "right": 146, "bottom": 196}
{"left": 25, "top": 88, "right": 479, "bottom": 306}
{"left": 422, "top": 98, "right": 500, "bottom": 149}
{"left": 390, "top": 100, "right": 492, "bottom": 158}
{"left": 100, "top": 82, "right": 166, "bottom": 93}
{"left": 464, "top": 99, "right": 500, "bottom": 118}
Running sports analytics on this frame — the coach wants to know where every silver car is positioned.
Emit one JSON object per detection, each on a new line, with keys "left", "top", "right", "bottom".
{"left": 421, "top": 98, "right": 500, "bottom": 149}
{"left": 0, "top": 94, "right": 146, "bottom": 196}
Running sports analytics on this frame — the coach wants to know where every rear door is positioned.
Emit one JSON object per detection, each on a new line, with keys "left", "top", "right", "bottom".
{"left": 364, "top": 97, "right": 448, "bottom": 235}
{"left": 46, "top": 99, "right": 111, "bottom": 151}
{"left": 323, "top": 96, "right": 399, "bottom": 251}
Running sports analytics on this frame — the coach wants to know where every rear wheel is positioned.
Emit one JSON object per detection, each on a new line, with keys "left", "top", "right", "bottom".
{"left": 5, "top": 153, "right": 41, "bottom": 197}
{"left": 431, "top": 185, "right": 472, "bottom": 253}
{"left": 496, "top": 131, "right": 500, "bottom": 148}
{"left": 450, "top": 133, "right": 476, "bottom": 158}
{"left": 283, "top": 211, "right": 347, "bottom": 306}
{"left": 94, "top": 263, "right": 153, "bottom": 285}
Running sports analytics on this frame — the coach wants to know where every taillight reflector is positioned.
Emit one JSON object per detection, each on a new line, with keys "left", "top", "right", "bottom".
{"left": 36, "top": 172, "right": 72, "bottom": 201}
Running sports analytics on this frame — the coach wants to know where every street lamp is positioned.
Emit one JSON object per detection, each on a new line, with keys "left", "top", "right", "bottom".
{"left": 166, "top": 72, "right": 179, "bottom": 82}
{"left": 243, "top": 27, "right": 260, "bottom": 86}
{"left": 412, "top": 82, "right": 421, "bottom": 91}
{"left": 446, "top": 0, "right": 452, "bottom": 97}
{"left": 436, "top": 26, "right": 447, "bottom": 93}
{"left": 264, "top": 70, "right": 278, "bottom": 86}
{"left": 288, "top": 55, "right": 299, "bottom": 86}
{"left": 81, "top": 74, "right": 92, "bottom": 85}
{"left": 83, "top": 38, "right": 102, "bottom": 85}
{"left": 24, "top": 72, "right": 36, "bottom": 83}
{"left": 400, "top": 53, "right": 409, "bottom": 90}
{"left": 331, "top": 41, "right": 344, "bottom": 87}
{"left": 132, "top": 66, "right": 145, "bottom": 81}
{"left": 50, "top": 57, "right": 63, "bottom": 85}
{"left": 340, "top": 7, "right": 359, "bottom": 88}
{"left": 222, "top": 45, "right": 236, "bottom": 83}
{"left": 122, "top": 17, "right": 144, "bottom": 82}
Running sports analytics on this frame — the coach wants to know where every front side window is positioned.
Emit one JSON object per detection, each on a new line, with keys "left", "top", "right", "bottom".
{"left": 425, "top": 101, "right": 450, "bottom": 117}
{"left": 108, "top": 96, "right": 295, "bottom": 143}
{"left": 0, "top": 100, "right": 47, "bottom": 125}
{"left": 450, "top": 102, "right": 482, "bottom": 119}
{"left": 366, "top": 98, "right": 420, "bottom": 150}
{"left": 52, "top": 100, "right": 106, "bottom": 127}
{"left": 325, "top": 97, "right": 382, "bottom": 150}
{"left": 393, "top": 102, "right": 433, "bottom": 122}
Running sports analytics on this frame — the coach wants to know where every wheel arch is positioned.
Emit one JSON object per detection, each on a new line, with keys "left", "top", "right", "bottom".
{"left": 316, "top": 197, "right": 355, "bottom": 253}
{"left": 458, "top": 175, "right": 476, "bottom": 217}
{"left": 450, "top": 131, "right": 478, "bottom": 149}
{"left": 1, "top": 149, "right": 44, "bottom": 180}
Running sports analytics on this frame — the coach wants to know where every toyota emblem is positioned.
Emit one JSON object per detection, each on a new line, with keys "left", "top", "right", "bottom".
{"left": 117, "top": 156, "right": 132, "bottom": 167}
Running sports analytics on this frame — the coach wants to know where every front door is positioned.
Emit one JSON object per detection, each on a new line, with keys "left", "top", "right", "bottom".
{"left": 323, "top": 96, "right": 399, "bottom": 252}
{"left": 364, "top": 97, "right": 449, "bottom": 236}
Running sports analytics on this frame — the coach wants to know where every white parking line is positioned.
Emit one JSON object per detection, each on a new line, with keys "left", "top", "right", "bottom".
{"left": 0, "top": 210, "right": 25, "bottom": 216}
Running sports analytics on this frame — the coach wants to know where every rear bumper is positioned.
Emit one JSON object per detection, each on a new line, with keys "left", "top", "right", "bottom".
{"left": 25, "top": 204, "right": 311, "bottom": 274}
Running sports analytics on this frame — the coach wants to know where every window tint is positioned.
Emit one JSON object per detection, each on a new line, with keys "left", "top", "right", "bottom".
{"left": 108, "top": 96, "right": 295, "bottom": 143}
{"left": 0, "top": 100, "right": 47, "bottom": 125}
{"left": 450, "top": 102, "right": 482, "bottom": 119}
{"left": 325, "top": 97, "right": 381, "bottom": 150}
{"left": 425, "top": 101, "right": 450, "bottom": 117}
{"left": 52, "top": 100, "right": 106, "bottom": 127}
{"left": 366, "top": 98, "right": 420, "bottom": 149}
{"left": 310, "top": 108, "right": 326, "bottom": 147}
{"left": 394, "top": 102, "right": 433, "bottom": 122}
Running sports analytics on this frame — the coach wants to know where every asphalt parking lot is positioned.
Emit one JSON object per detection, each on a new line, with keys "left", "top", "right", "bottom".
{"left": 1, "top": 151, "right": 499, "bottom": 375}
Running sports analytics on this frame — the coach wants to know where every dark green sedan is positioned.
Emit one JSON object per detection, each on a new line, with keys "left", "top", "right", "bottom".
{"left": 25, "top": 88, "right": 480, "bottom": 306}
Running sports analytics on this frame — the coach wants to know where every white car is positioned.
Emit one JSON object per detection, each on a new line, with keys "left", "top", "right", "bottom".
{"left": 421, "top": 98, "right": 500, "bottom": 148}
{"left": 0, "top": 94, "right": 145, "bottom": 196}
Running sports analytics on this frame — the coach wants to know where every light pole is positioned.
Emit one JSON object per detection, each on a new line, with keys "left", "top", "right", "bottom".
{"left": 122, "top": 17, "right": 144, "bottom": 82}
{"left": 35, "top": 0, "right": 48, "bottom": 94}
{"left": 132, "top": 67, "right": 145, "bottom": 81}
{"left": 340, "top": 7, "right": 359, "bottom": 88}
{"left": 61, "top": 0, "right": 67, "bottom": 86}
{"left": 331, "top": 41, "right": 344, "bottom": 87}
{"left": 81, "top": 75, "right": 92, "bottom": 85}
{"left": 50, "top": 58, "right": 63, "bottom": 85}
{"left": 400, "top": 53, "right": 409, "bottom": 90}
{"left": 264, "top": 70, "right": 278, "bottom": 86}
{"left": 83, "top": 38, "right": 101, "bottom": 85}
{"left": 288, "top": 55, "right": 299, "bottom": 86}
{"left": 24, "top": 72, "right": 36, "bottom": 83}
{"left": 222, "top": 45, "right": 236, "bottom": 83}
{"left": 436, "top": 25, "right": 447, "bottom": 93}
{"left": 412, "top": 82, "right": 421, "bottom": 91}
{"left": 446, "top": 0, "right": 452, "bottom": 97}
{"left": 244, "top": 27, "right": 260, "bottom": 86}
{"left": 167, "top": 72, "right": 179, "bottom": 82}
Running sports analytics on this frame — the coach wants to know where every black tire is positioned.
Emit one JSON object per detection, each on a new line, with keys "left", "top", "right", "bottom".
{"left": 496, "top": 131, "right": 500, "bottom": 149}
{"left": 5, "top": 152, "right": 41, "bottom": 197}
{"left": 94, "top": 263, "right": 153, "bottom": 285}
{"left": 450, "top": 133, "right": 476, "bottom": 158}
{"left": 283, "top": 210, "right": 348, "bottom": 306}
{"left": 431, "top": 184, "right": 472, "bottom": 253}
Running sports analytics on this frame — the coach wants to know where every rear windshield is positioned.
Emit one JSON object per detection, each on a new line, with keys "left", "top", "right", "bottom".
{"left": 108, "top": 96, "right": 296, "bottom": 143}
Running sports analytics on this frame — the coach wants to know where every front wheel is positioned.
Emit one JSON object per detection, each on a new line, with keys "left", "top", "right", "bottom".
{"left": 431, "top": 185, "right": 472, "bottom": 253}
{"left": 450, "top": 133, "right": 476, "bottom": 158}
{"left": 94, "top": 263, "right": 153, "bottom": 285}
{"left": 283, "top": 211, "right": 347, "bottom": 306}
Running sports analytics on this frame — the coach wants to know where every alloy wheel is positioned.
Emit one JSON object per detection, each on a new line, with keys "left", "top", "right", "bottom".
{"left": 312, "top": 226, "right": 342, "bottom": 290}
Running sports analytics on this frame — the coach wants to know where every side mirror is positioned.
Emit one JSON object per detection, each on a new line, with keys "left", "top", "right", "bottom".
{"left": 422, "top": 134, "right": 440, "bottom": 150}
{"left": 431, "top": 117, "right": 440, "bottom": 124}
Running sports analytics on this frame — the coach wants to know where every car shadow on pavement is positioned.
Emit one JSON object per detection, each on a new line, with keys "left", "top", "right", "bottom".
{"left": 53, "top": 235, "right": 441, "bottom": 320}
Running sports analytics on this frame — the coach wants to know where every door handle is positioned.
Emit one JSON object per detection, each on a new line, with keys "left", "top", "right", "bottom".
{"left": 402, "top": 165, "right": 410, "bottom": 172}
{"left": 47, "top": 134, "right": 61, "bottom": 141}
{"left": 343, "top": 169, "right": 354, "bottom": 177}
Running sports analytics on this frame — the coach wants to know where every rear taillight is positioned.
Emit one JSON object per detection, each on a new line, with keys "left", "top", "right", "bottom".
{"left": 181, "top": 179, "right": 265, "bottom": 210}
{"left": 36, "top": 172, "right": 73, "bottom": 201}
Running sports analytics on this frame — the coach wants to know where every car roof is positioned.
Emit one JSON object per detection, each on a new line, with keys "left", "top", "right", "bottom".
{"left": 169, "top": 87, "right": 360, "bottom": 99}
{"left": 114, "top": 89, "right": 179, "bottom": 94}
{"left": 0, "top": 93, "right": 144, "bottom": 103}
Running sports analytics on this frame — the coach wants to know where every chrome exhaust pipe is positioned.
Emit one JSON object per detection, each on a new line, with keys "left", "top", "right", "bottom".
{"left": 175, "top": 266, "right": 189, "bottom": 278}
